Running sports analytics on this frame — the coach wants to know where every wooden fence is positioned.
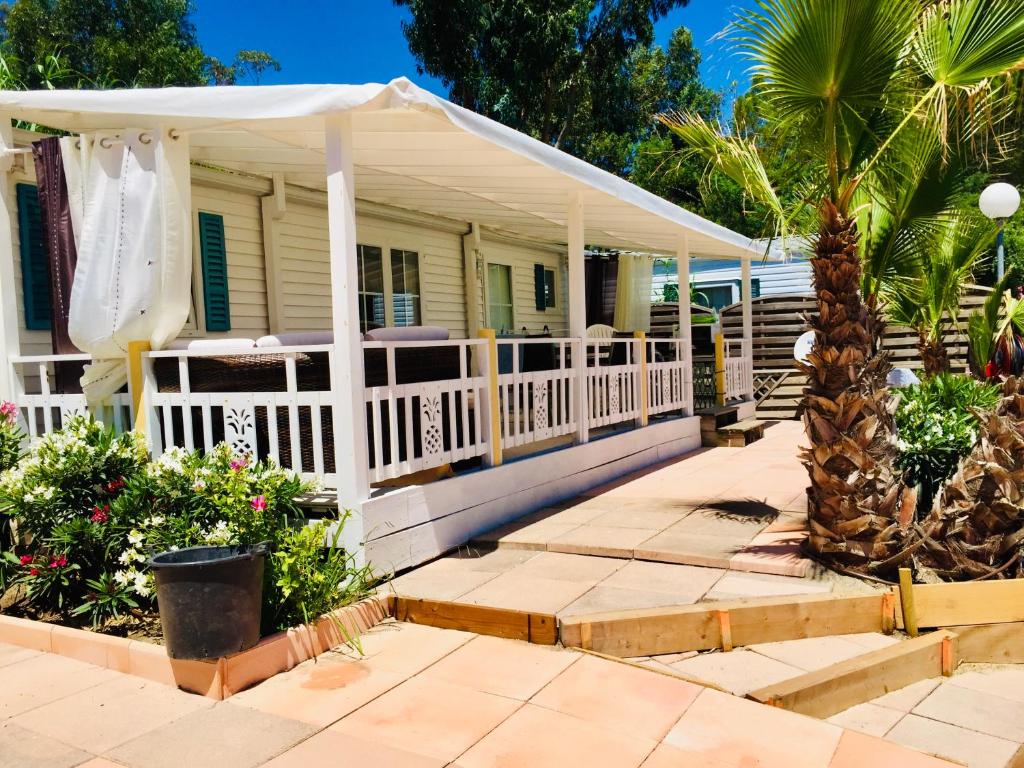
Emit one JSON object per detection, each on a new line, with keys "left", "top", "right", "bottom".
{"left": 719, "top": 286, "right": 991, "bottom": 420}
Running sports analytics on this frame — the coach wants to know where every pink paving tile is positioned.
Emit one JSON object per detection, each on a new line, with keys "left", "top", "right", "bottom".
{"left": 229, "top": 654, "right": 408, "bottom": 728}
{"left": 330, "top": 676, "right": 521, "bottom": 763}
{"left": 887, "top": 713, "right": 1020, "bottom": 768}
{"left": 511, "top": 551, "right": 626, "bottom": 583}
{"left": 947, "top": 666, "right": 1024, "bottom": 704}
{"left": 828, "top": 729, "right": 960, "bottom": 767}
{"left": 912, "top": 680, "right": 1024, "bottom": 741}
{"left": 76, "top": 760, "right": 129, "bottom": 768}
{"left": 729, "top": 530, "right": 812, "bottom": 577}
{"left": 347, "top": 620, "right": 476, "bottom": 678}
{"left": 531, "top": 654, "right": 702, "bottom": 742}
{"left": 417, "top": 635, "right": 580, "bottom": 700}
{"left": 547, "top": 525, "right": 662, "bottom": 558}
{"left": 640, "top": 742, "right": 739, "bottom": 768}
{"left": 458, "top": 572, "right": 593, "bottom": 613}
{"left": 663, "top": 688, "right": 843, "bottom": 768}
{"left": 263, "top": 729, "right": 444, "bottom": 767}
{"left": 454, "top": 703, "right": 656, "bottom": 768}
{"left": 749, "top": 635, "right": 877, "bottom": 672}
{"left": 871, "top": 678, "right": 942, "bottom": 713}
{"left": 0, "top": 652, "right": 118, "bottom": 719}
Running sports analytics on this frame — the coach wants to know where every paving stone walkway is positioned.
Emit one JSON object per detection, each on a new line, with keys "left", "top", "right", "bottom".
{"left": 470, "top": 421, "right": 813, "bottom": 578}
{"left": 0, "top": 623, "right": 961, "bottom": 767}
{"left": 829, "top": 665, "right": 1024, "bottom": 768}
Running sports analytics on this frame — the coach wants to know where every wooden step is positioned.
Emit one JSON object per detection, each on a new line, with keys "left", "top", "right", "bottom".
{"left": 697, "top": 405, "right": 739, "bottom": 432}
{"left": 702, "top": 418, "right": 765, "bottom": 448}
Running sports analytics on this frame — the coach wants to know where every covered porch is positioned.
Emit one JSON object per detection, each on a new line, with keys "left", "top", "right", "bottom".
{"left": 0, "top": 79, "right": 760, "bottom": 570}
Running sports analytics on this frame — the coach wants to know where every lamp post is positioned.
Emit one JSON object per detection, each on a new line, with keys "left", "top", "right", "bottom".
{"left": 980, "top": 182, "right": 1021, "bottom": 281}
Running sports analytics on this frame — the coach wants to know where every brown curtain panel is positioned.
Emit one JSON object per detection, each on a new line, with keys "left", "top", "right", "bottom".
{"left": 32, "top": 137, "right": 83, "bottom": 393}
{"left": 584, "top": 253, "right": 618, "bottom": 328}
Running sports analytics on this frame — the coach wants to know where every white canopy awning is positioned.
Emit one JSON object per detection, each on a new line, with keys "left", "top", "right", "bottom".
{"left": 0, "top": 77, "right": 761, "bottom": 259}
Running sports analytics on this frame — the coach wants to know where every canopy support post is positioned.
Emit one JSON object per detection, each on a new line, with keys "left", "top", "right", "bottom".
{"left": 741, "top": 256, "right": 754, "bottom": 400}
{"left": 567, "top": 192, "right": 588, "bottom": 444}
{"left": 325, "top": 113, "right": 369, "bottom": 565}
{"left": 0, "top": 115, "right": 20, "bottom": 403}
{"left": 676, "top": 232, "right": 693, "bottom": 416}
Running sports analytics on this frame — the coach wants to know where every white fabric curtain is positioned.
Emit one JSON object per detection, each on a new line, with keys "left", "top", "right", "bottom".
{"left": 66, "top": 128, "right": 192, "bottom": 401}
{"left": 613, "top": 254, "right": 654, "bottom": 332}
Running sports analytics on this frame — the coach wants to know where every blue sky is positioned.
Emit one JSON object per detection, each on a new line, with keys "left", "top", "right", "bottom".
{"left": 192, "top": 1, "right": 759, "bottom": 98}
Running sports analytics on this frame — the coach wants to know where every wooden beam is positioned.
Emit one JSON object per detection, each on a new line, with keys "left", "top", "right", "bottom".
{"left": 948, "top": 622, "right": 1024, "bottom": 664}
{"left": 393, "top": 597, "right": 557, "bottom": 645}
{"left": 559, "top": 593, "right": 887, "bottom": 657}
{"left": 747, "top": 630, "right": 959, "bottom": 720}
{"left": 895, "top": 579, "right": 1024, "bottom": 629}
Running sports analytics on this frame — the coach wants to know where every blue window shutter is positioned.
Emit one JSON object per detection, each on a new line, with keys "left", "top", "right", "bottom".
{"left": 752, "top": 278, "right": 761, "bottom": 298}
{"left": 198, "top": 212, "right": 231, "bottom": 332}
{"left": 534, "top": 263, "right": 545, "bottom": 311}
{"left": 16, "top": 183, "right": 51, "bottom": 331}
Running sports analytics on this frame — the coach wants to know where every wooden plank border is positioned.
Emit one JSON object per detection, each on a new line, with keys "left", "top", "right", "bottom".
{"left": 894, "top": 580, "right": 1024, "bottom": 629}
{"left": 746, "top": 630, "right": 959, "bottom": 719}
{"left": 559, "top": 593, "right": 891, "bottom": 657}
{"left": 393, "top": 596, "right": 557, "bottom": 645}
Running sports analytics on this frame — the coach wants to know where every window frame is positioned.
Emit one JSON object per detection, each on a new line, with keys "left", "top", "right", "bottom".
{"left": 486, "top": 261, "right": 515, "bottom": 332}
{"left": 354, "top": 235, "right": 424, "bottom": 332}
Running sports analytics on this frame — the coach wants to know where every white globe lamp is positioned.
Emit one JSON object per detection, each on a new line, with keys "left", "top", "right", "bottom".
{"left": 980, "top": 183, "right": 1021, "bottom": 280}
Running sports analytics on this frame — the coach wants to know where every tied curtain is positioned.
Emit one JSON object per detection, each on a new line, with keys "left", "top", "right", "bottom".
{"left": 66, "top": 128, "right": 193, "bottom": 401}
{"left": 31, "top": 137, "right": 82, "bottom": 393}
{"left": 613, "top": 253, "right": 653, "bottom": 332}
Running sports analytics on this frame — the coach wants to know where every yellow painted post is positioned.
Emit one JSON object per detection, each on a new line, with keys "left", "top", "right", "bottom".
{"left": 898, "top": 567, "right": 919, "bottom": 638}
{"left": 127, "top": 340, "right": 151, "bottom": 432}
{"left": 478, "top": 328, "right": 503, "bottom": 467}
{"left": 714, "top": 332, "right": 726, "bottom": 407}
{"left": 634, "top": 331, "right": 648, "bottom": 427}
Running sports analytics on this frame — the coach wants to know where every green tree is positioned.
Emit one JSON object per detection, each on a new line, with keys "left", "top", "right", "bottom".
{"left": 0, "top": 0, "right": 207, "bottom": 87}
{"left": 394, "top": 0, "right": 689, "bottom": 148}
{"left": 662, "top": 0, "right": 1024, "bottom": 578}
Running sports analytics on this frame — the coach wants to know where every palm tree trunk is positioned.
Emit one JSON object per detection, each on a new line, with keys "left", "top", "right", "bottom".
{"left": 918, "top": 331, "right": 950, "bottom": 377}
{"left": 800, "top": 201, "right": 915, "bottom": 570}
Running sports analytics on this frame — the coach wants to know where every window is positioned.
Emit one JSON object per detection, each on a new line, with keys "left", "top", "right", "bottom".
{"left": 694, "top": 283, "right": 736, "bottom": 312}
{"left": 487, "top": 263, "right": 513, "bottom": 332}
{"left": 390, "top": 248, "right": 421, "bottom": 327}
{"left": 544, "top": 269, "right": 556, "bottom": 308}
{"left": 534, "top": 263, "right": 556, "bottom": 311}
{"left": 357, "top": 244, "right": 385, "bottom": 332}
{"left": 356, "top": 244, "right": 420, "bottom": 332}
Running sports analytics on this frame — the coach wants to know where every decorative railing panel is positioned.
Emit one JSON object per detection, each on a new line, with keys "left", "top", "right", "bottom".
{"left": 584, "top": 339, "right": 641, "bottom": 429}
{"left": 646, "top": 338, "right": 692, "bottom": 416}
{"left": 362, "top": 339, "right": 489, "bottom": 484}
{"left": 496, "top": 338, "right": 577, "bottom": 449}
{"left": 144, "top": 345, "right": 337, "bottom": 486}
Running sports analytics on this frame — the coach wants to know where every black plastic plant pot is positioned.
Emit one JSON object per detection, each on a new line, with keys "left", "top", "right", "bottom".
{"left": 148, "top": 543, "right": 268, "bottom": 660}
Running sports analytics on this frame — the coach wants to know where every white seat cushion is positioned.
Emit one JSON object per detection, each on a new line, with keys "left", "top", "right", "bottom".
{"left": 363, "top": 326, "right": 449, "bottom": 342}
{"left": 255, "top": 331, "right": 334, "bottom": 348}
{"left": 166, "top": 337, "right": 256, "bottom": 351}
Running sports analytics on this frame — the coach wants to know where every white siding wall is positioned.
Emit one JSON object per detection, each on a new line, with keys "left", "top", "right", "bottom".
{"left": 479, "top": 237, "right": 567, "bottom": 335}
{"left": 8, "top": 165, "right": 572, "bottom": 355}
{"left": 191, "top": 183, "right": 269, "bottom": 339}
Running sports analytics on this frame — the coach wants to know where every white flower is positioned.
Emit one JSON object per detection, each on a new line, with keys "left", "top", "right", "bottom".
{"left": 133, "top": 572, "right": 151, "bottom": 597}
{"left": 127, "top": 530, "right": 144, "bottom": 547}
{"left": 113, "top": 570, "right": 131, "bottom": 586}
{"left": 192, "top": 479, "right": 206, "bottom": 492}
{"left": 144, "top": 515, "right": 165, "bottom": 528}
{"left": 23, "top": 492, "right": 34, "bottom": 503}
{"left": 118, "top": 549, "right": 141, "bottom": 565}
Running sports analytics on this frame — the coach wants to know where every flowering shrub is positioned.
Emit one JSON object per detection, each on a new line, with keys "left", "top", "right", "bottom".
{"left": 0, "top": 417, "right": 149, "bottom": 623}
{"left": 0, "top": 420, "right": 373, "bottom": 634}
{"left": 0, "top": 401, "right": 22, "bottom": 473}
{"left": 894, "top": 373, "right": 1000, "bottom": 511}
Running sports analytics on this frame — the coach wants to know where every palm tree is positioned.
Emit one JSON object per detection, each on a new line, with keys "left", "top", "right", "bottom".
{"left": 661, "top": 0, "right": 1024, "bottom": 574}
{"left": 885, "top": 211, "right": 995, "bottom": 376}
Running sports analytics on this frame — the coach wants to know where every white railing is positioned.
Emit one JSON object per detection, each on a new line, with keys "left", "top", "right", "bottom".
{"left": 724, "top": 338, "right": 754, "bottom": 402}
{"left": 9, "top": 354, "right": 132, "bottom": 437}
{"left": 362, "top": 339, "right": 489, "bottom": 484}
{"left": 646, "top": 338, "right": 692, "bottom": 416}
{"left": 585, "top": 338, "right": 641, "bottom": 428}
{"left": 143, "top": 345, "right": 337, "bottom": 486}
{"left": 496, "top": 337, "right": 577, "bottom": 449}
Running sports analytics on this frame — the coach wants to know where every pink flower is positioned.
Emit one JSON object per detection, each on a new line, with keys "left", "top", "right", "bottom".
{"left": 29, "top": 568, "right": 39, "bottom": 577}
{"left": 105, "top": 479, "right": 125, "bottom": 494}
{"left": 90, "top": 505, "right": 109, "bottom": 524}
{"left": 250, "top": 495, "right": 267, "bottom": 512}
{"left": 230, "top": 456, "right": 249, "bottom": 472}
{"left": 0, "top": 401, "right": 16, "bottom": 425}
{"left": 49, "top": 554, "right": 67, "bottom": 569}
{"left": 19, "top": 555, "right": 32, "bottom": 566}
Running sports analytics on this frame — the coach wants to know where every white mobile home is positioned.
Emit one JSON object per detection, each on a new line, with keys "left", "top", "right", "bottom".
{"left": 0, "top": 79, "right": 760, "bottom": 571}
